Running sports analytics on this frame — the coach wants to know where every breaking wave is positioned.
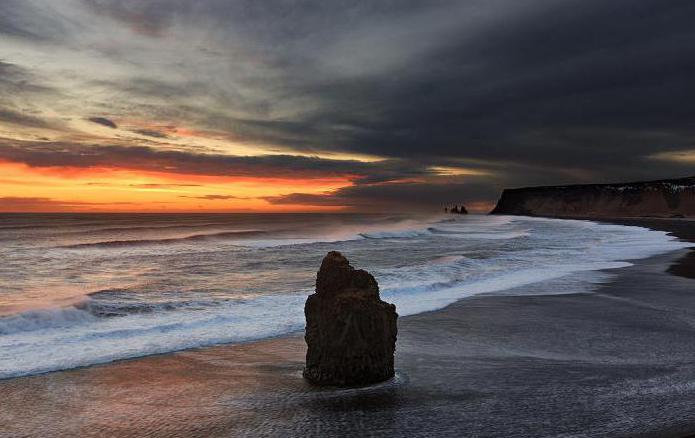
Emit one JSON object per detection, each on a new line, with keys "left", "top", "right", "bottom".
{"left": 60, "top": 230, "right": 264, "bottom": 249}
{"left": 1, "top": 214, "right": 692, "bottom": 379}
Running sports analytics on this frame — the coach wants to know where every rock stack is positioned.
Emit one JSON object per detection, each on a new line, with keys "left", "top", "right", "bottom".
{"left": 303, "top": 251, "right": 398, "bottom": 386}
{"left": 448, "top": 205, "right": 468, "bottom": 214}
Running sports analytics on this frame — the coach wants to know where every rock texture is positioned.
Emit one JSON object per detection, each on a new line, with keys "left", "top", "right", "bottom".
{"left": 491, "top": 176, "right": 695, "bottom": 218}
{"left": 303, "top": 251, "right": 398, "bottom": 386}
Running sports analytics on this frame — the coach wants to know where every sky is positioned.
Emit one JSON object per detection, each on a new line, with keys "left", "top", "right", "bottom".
{"left": 1, "top": 0, "right": 694, "bottom": 213}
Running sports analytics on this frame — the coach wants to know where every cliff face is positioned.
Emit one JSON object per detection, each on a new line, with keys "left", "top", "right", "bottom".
{"left": 491, "top": 176, "right": 695, "bottom": 218}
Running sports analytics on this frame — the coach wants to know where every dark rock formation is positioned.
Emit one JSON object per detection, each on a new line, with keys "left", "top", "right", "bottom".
{"left": 448, "top": 205, "right": 468, "bottom": 214}
{"left": 490, "top": 176, "right": 695, "bottom": 218}
{"left": 303, "top": 251, "right": 398, "bottom": 386}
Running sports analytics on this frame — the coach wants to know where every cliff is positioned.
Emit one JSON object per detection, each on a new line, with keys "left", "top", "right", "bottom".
{"left": 491, "top": 176, "right": 695, "bottom": 218}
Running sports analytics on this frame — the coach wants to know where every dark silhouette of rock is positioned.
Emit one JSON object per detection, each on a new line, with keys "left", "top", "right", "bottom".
{"left": 448, "top": 205, "right": 468, "bottom": 214}
{"left": 303, "top": 251, "right": 398, "bottom": 386}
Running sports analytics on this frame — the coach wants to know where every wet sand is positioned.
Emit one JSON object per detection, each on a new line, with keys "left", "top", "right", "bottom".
{"left": 2, "top": 219, "right": 695, "bottom": 437}
{"left": 604, "top": 218, "right": 695, "bottom": 281}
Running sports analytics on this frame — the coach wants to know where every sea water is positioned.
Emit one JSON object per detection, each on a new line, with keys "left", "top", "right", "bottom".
{"left": 0, "top": 213, "right": 691, "bottom": 379}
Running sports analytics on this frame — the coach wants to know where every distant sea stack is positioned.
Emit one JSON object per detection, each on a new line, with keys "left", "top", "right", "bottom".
{"left": 447, "top": 205, "right": 468, "bottom": 214}
{"left": 303, "top": 251, "right": 398, "bottom": 386}
{"left": 491, "top": 176, "right": 695, "bottom": 218}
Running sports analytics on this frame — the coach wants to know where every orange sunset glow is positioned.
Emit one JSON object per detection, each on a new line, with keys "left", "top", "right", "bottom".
{"left": 0, "top": 160, "right": 354, "bottom": 212}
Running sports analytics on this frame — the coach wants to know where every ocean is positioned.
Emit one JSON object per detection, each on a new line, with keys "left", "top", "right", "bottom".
{"left": 0, "top": 213, "right": 690, "bottom": 379}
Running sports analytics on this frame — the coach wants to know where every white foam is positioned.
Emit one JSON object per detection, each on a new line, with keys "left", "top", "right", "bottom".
{"left": 238, "top": 217, "right": 438, "bottom": 247}
{"left": 0, "top": 294, "right": 308, "bottom": 379}
{"left": 0, "top": 307, "right": 97, "bottom": 335}
{"left": 360, "top": 230, "right": 430, "bottom": 239}
{"left": 0, "top": 215, "right": 692, "bottom": 379}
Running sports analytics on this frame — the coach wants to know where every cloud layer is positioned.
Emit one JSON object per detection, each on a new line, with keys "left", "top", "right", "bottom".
{"left": 1, "top": 0, "right": 695, "bottom": 211}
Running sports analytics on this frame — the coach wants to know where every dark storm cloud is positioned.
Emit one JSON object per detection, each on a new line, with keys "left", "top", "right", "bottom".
{"left": 299, "top": 3, "right": 690, "bottom": 174}
{"left": 273, "top": 0, "right": 695, "bottom": 171}
{"left": 81, "top": 0, "right": 695, "bottom": 184}
{"left": 87, "top": 117, "right": 118, "bottom": 129}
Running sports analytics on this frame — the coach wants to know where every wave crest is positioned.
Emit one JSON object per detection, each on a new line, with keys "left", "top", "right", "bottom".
{"left": 61, "top": 230, "right": 264, "bottom": 249}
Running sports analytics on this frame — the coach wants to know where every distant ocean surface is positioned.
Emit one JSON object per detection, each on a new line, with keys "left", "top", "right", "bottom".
{"left": 0, "top": 213, "right": 691, "bottom": 379}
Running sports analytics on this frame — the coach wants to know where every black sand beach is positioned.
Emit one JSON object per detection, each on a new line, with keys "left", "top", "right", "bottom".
{"left": 2, "top": 218, "right": 695, "bottom": 437}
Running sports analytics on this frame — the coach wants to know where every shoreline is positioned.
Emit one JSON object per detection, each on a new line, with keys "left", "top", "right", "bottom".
{"left": 598, "top": 218, "right": 695, "bottom": 282}
{"left": 2, "top": 217, "right": 695, "bottom": 437}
